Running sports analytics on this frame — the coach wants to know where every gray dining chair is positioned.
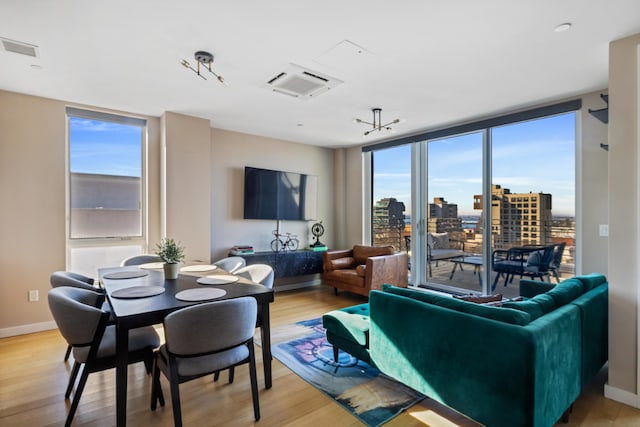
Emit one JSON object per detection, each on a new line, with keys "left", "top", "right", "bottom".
{"left": 48, "top": 286, "right": 160, "bottom": 427}
{"left": 212, "top": 256, "right": 246, "bottom": 273}
{"left": 150, "top": 297, "right": 260, "bottom": 426}
{"left": 50, "top": 271, "right": 106, "bottom": 361}
{"left": 233, "top": 264, "right": 274, "bottom": 289}
{"left": 120, "top": 254, "right": 162, "bottom": 266}
{"left": 214, "top": 263, "right": 274, "bottom": 383}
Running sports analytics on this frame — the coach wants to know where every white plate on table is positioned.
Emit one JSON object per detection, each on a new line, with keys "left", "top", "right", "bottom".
{"left": 196, "top": 274, "right": 240, "bottom": 285}
{"left": 175, "top": 288, "right": 226, "bottom": 301}
{"left": 103, "top": 270, "right": 149, "bottom": 280}
{"left": 181, "top": 264, "right": 217, "bottom": 273}
{"left": 111, "top": 286, "right": 166, "bottom": 299}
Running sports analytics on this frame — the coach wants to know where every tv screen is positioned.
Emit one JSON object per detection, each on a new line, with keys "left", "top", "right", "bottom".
{"left": 244, "top": 167, "right": 317, "bottom": 221}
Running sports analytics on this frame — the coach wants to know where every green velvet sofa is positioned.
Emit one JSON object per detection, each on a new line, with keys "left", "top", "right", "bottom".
{"left": 368, "top": 273, "right": 608, "bottom": 427}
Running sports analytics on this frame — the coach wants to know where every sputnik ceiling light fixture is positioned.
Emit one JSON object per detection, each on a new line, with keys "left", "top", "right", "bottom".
{"left": 354, "top": 108, "right": 401, "bottom": 136}
{"left": 181, "top": 51, "right": 228, "bottom": 85}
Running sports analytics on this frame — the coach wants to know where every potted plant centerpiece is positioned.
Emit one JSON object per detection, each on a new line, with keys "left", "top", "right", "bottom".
{"left": 156, "top": 237, "right": 185, "bottom": 279}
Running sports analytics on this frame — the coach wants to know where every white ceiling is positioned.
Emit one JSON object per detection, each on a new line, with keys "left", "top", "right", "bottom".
{"left": 1, "top": 0, "right": 639, "bottom": 148}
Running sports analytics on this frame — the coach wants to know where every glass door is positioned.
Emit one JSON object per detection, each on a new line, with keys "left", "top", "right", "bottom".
{"left": 421, "top": 132, "right": 485, "bottom": 294}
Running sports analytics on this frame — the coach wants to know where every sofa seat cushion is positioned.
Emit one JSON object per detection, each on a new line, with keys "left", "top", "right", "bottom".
{"left": 352, "top": 245, "right": 394, "bottom": 265}
{"left": 322, "top": 303, "right": 370, "bottom": 347}
{"left": 326, "top": 256, "right": 355, "bottom": 271}
{"left": 324, "top": 269, "right": 365, "bottom": 288}
{"left": 382, "top": 285, "right": 531, "bottom": 326}
{"left": 430, "top": 248, "right": 464, "bottom": 261}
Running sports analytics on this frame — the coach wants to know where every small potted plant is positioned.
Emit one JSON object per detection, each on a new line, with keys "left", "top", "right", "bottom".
{"left": 155, "top": 237, "right": 185, "bottom": 279}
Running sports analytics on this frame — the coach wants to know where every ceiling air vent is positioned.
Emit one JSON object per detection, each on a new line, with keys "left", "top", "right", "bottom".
{"left": 264, "top": 64, "right": 343, "bottom": 100}
{"left": 1, "top": 37, "right": 39, "bottom": 58}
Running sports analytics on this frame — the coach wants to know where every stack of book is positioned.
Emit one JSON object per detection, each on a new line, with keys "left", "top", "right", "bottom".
{"left": 230, "top": 245, "right": 254, "bottom": 255}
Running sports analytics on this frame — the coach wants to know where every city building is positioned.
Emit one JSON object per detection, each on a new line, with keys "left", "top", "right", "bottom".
{"left": 372, "top": 197, "right": 406, "bottom": 251}
{"left": 428, "top": 197, "right": 463, "bottom": 234}
{"left": 474, "top": 184, "right": 553, "bottom": 248}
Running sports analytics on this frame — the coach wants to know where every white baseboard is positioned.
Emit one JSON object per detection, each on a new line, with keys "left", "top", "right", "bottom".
{"left": 604, "top": 383, "right": 640, "bottom": 408}
{"left": 0, "top": 321, "right": 57, "bottom": 338}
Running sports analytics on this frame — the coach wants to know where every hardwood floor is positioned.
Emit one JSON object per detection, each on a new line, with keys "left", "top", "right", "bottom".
{"left": 1, "top": 284, "right": 638, "bottom": 426}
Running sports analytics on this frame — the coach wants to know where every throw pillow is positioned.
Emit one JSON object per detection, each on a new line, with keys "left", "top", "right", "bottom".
{"left": 453, "top": 294, "right": 503, "bottom": 304}
{"left": 526, "top": 250, "right": 544, "bottom": 266}
{"left": 429, "top": 232, "right": 450, "bottom": 249}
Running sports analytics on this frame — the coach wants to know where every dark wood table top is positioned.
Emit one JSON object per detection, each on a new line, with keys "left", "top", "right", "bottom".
{"left": 100, "top": 266, "right": 274, "bottom": 327}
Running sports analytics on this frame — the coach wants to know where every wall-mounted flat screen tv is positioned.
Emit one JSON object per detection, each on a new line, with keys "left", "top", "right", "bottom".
{"left": 243, "top": 166, "right": 317, "bottom": 221}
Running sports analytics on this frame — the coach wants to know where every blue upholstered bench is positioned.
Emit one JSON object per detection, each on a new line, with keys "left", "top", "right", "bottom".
{"left": 322, "top": 303, "right": 371, "bottom": 365}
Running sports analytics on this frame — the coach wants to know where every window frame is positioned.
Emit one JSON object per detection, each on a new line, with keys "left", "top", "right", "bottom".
{"left": 65, "top": 107, "right": 148, "bottom": 246}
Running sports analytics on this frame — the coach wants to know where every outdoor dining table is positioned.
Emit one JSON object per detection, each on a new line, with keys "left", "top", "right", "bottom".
{"left": 99, "top": 265, "right": 275, "bottom": 427}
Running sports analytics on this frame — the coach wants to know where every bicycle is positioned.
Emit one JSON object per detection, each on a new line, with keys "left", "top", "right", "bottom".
{"left": 271, "top": 230, "right": 299, "bottom": 252}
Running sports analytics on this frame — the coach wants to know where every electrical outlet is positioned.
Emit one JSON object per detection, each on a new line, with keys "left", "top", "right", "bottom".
{"left": 28, "top": 290, "right": 39, "bottom": 302}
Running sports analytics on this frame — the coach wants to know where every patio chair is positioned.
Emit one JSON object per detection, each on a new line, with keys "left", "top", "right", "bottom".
{"left": 491, "top": 244, "right": 555, "bottom": 291}
{"left": 548, "top": 242, "right": 567, "bottom": 283}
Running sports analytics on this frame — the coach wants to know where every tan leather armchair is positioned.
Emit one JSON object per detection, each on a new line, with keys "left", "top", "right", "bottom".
{"left": 322, "top": 245, "right": 408, "bottom": 296}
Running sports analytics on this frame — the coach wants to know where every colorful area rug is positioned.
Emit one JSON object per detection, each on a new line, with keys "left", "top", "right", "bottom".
{"left": 265, "top": 318, "right": 425, "bottom": 427}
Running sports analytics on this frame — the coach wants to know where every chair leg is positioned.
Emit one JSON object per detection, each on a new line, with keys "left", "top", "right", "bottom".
{"left": 150, "top": 355, "right": 165, "bottom": 410}
{"left": 228, "top": 367, "right": 235, "bottom": 384}
{"left": 334, "top": 287, "right": 338, "bottom": 296}
{"left": 64, "top": 344, "right": 72, "bottom": 362}
{"left": 65, "top": 364, "right": 89, "bottom": 427}
{"left": 213, "top": 370, "right": 220, "bottom": 382}
{"left": 169, "top": 374, "right": 183, "bottom": 427}
{"left": 65, "top": 361, "right": 81, "bottom": 399}
{"left": 248, "top": 343, "right": 261, "bottom": 421}
{"left": 333, "top": 345, "right": 339, "bottom": 363}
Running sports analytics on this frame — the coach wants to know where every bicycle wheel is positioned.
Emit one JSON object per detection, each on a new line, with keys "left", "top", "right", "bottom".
{"left": 286, "top": 238, "right": 299, "bottom": 251}
{"left": 271, "top": 239, "right": 284, "bottom": 252}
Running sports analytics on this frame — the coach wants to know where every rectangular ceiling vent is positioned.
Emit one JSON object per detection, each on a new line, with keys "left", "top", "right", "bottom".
{"left": 264, "top": 64, "right": 343, "bottom": 100}
{"left": 1, "top": 37, "right": 39, "bottom": 58}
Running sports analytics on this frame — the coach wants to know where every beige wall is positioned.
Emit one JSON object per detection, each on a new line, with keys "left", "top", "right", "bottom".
{"left": 578, "top": 90, "right": 610, "bottom": 275}
{"left": 605, "top": 33, "right": 640, "bottom": 403}
{"left": 162, "top": 112, "right": 211, "bottom": 262}
{"left": 209, "top": 128, "right": 334, "bottom": 260}
{"left": 0, "top": 90, "right": 161, "bottom": 335}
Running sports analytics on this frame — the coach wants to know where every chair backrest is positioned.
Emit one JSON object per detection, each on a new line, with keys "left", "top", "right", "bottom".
{"left": 234, "top": 264, "right": 274, "bottom": 289}
{"left": 120, "top": 254, "right": 162, "bottom": 266}
{"left": 551, "top": 242, "right": 567, "bottom": 269}
{"left": 50, "top": 271, "right": 96, "bottom": 291}
{"left": 163, "top": 297, "right": 257, "bottom": 356}
{"left": 213, "top": 256, "right": 246, "bottom": 273}
{"left": 48, "top": 287, "right": 107, "bottom": 348}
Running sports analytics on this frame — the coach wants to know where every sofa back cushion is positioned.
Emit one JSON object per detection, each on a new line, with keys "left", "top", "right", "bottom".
{"left": 326, "top": 256, "right": 355, "bottom": 271}
{"left": 382, "top": 285, "right": 531, "bottom": 325}
{"left": 428, "top": 232, "right": 450, "bottom": 249}
{"left": 352, "top": 245, "right": 395, "bottom": 265}
{"left": 545, "top": 278, "right": 584, "bottom": 306}
{"left": 576, "top": 273, "right": 607, "bottom": 291}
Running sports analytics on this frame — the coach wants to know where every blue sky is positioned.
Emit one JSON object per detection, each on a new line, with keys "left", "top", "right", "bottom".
{"left": 373, "top": 112, "right": 576, "bottom": 216}
{"left": 69, "top": 118, "right": 142, "bottom": 177}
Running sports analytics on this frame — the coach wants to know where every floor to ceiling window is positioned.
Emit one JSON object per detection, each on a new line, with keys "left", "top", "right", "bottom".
{"left": 366, "top": 101, "right": 578, "bottom": 296}
{"left": 66, "top": 107, "right": 147, "bottom": 277}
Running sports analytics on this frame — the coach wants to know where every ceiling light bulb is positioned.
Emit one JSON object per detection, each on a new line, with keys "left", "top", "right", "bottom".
{"left": 554, "top": 22, "right": 572, "bottom": 32}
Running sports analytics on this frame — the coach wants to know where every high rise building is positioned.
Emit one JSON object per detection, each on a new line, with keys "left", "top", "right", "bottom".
{"left": 474, "top": 184, "right": 552, "bottom": 247}
{"left": 428, "top": 197, "right": 462, "bottom": 234}
{"left": 372, "top": 197, "right": 406, "bottom": 250}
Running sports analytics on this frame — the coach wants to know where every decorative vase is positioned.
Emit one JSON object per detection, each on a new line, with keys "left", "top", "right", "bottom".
{"left": 163, "top": 262, "right": 179, "bottom": 280}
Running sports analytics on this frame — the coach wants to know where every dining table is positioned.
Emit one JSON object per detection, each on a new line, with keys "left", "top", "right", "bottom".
{"left": 99, "top": 263, "right": 275, "bottom": 427}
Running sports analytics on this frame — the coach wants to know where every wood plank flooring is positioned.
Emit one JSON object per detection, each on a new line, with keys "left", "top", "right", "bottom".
{"left": 1, "top": 284, "right": 638, "bottom": 426}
